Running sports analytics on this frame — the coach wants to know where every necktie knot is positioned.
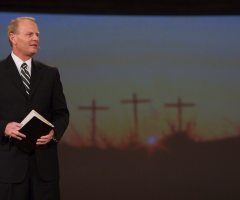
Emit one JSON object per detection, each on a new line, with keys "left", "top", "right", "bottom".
{"left": 21, "top": 63, "right": 28, "bottom": 70}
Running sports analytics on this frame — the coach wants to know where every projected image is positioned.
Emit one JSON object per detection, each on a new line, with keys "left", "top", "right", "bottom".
{"left": 1, "top": 13, "right": 240, "bottom": 200}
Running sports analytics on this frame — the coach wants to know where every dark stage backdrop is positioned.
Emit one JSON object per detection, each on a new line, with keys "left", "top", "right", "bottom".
{"left": 1, "top": 12, "right": 240, "bottom": 200}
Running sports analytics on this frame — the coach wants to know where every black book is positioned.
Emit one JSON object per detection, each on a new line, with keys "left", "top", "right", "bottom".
{"left": 11, "top": 110, "right": 54, "bottom": 153}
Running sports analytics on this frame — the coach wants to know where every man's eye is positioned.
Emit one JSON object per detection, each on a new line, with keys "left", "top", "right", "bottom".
{"left": 26, "top": 33, "right": 33, "bottom": 37}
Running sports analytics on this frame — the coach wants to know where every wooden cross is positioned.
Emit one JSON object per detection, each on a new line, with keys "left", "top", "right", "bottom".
{"left": 78, "top": 99, "right": 109, "bottom": 145}
{"left": 121, "top": 93, "right": 151, "bottom": 136}
{"left": 165, "top": 97, "right": 195, "bottom": 133}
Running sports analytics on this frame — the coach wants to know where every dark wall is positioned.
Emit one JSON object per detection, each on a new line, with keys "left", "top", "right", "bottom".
{"left": 0, "top": 0, "right": 240, "bottom": 15}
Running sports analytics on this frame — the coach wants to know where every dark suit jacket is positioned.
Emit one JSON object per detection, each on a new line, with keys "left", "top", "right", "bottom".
{"left": 0, "top": 55, "right": 69, "bottom": 183}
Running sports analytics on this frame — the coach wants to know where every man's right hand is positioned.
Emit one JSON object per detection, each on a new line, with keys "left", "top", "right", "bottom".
{"left": 4, "top": 122, "right": 26, "bottom": 140}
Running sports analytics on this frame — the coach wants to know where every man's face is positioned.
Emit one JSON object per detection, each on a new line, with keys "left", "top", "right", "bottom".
{"left": 10, "top": 19, "right": 40, "bottom": 59}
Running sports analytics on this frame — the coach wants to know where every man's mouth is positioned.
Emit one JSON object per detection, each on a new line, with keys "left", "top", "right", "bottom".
{"left": 30, "top": 44, "right": 38, "bottom": 48}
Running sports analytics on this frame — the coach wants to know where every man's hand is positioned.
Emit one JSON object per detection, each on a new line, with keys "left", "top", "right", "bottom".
{"left": 36, "top": 129, "right": 54, "bottom": 145}
{"left": 4, "top": 122, "right": 26, "bottom": 140}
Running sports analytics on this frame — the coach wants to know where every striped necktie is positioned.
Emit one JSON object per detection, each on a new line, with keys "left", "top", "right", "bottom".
{"left": 20, "top": 63, "right": 31, "bottom": 95}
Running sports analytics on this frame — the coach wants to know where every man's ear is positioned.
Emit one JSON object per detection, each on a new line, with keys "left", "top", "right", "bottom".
{"left": 9, "top": 33, "right": 16, "bottom": 45}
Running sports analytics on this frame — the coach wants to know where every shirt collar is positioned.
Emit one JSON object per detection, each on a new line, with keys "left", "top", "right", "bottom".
{"left": 11, "top": 52, "right": 32, "bottom": 75}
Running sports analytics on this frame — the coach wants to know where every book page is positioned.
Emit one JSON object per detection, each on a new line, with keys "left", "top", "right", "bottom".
{"left": 21, "top": 110, "right": 54, "bottom": 127}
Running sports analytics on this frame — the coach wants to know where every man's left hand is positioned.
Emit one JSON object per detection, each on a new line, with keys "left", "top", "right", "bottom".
{"left": 36, "top": 129, "right": 54, "bottom": 145}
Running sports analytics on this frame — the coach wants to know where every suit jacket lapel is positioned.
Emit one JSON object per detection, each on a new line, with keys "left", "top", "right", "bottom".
{"left": 29, "top": 59, "right": 43, "bottom": 99}
{"left": 5, "top": 55, "right": 28, "bottom": 98}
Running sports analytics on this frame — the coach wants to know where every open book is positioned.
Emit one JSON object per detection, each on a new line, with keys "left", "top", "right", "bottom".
{"left": 11, "top": 110, "right": 54, "bottom": 152}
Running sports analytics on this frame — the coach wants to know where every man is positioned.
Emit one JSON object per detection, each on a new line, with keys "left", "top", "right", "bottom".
{"left": 0, "top": 17, "right": 69, "bottom": 199}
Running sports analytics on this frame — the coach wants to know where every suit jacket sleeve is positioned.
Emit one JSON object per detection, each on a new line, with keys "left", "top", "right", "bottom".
{"left": 50, "top": 68, "right": 69, "bottom": 142}
{"left": 0, "top": 121, "right": 9, "bottom": 140}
